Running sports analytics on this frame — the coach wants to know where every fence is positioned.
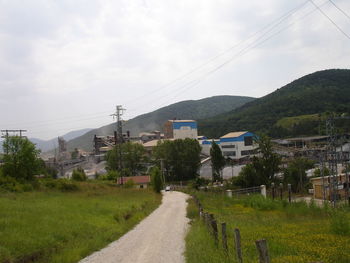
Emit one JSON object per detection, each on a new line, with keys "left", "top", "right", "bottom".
{"left": 191, "top": 194, "right": 323, "bottom": 263}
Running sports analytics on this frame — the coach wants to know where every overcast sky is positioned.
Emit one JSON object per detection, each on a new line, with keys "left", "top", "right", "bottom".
{"left": 0, "top": 0, "right": 349, "bottom": 140}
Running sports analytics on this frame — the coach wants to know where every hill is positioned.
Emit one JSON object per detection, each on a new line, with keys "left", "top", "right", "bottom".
{"left": 29, "top": 128, "right": 93, "bottom": 153}
{"left": 67, "top": 95, "right": 255, "bottom": 151}
{"left": 199, "top": 69, "right": 350, "bottom": 138}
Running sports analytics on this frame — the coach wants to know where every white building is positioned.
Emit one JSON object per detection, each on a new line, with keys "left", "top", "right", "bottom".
{"left": 164, "top": 120, "right": 198, "bottom": 140}
{"left": 200, "top": 131, "right": 257, "bottom": 160}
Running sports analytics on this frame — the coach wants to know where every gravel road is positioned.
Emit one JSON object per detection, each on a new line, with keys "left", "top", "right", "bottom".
{"left": 79, "top": 191, "right": 190, "bottom": 263}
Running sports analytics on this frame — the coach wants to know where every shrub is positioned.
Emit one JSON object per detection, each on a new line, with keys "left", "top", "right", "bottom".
{"left": 58, "top": 179, "right": 79, "bottom": 192}
{"left": 71, "top": 168, "right": 87, "bottom": 181}
{"left": 124, "top": 179, "right": 135, "bottom": 188}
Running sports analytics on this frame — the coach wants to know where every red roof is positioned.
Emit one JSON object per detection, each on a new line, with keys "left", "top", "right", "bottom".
{"left": 117, "top": 176, "right": 151, "bottom": 185}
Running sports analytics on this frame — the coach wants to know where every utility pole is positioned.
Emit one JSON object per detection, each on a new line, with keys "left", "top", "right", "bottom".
{"left": 111, "top": 105, "right": 126, "bottom": 185}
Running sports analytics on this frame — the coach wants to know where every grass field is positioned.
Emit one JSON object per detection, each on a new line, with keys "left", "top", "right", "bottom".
{"left": 185, "top": 192, "right": 350, "bottom": 263}
{"left": 0, "top": 181, "right": 161, "bottom": 263}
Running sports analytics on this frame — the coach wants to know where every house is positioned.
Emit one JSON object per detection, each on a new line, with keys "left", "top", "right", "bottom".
{"left": 117, "top": 176, "right": 151, "bottom": 189}
{"left": 311, "top": 174, "right": 350, "bottom": 200}
{"left": 164, "top": 120, "right": 198, "bottom": 139}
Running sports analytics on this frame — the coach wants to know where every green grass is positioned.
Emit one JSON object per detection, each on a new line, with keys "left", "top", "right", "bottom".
{"left": 276, "top": 113, "right": 321, "bottom": 130}
{"left": 0, "top": 182, "right": 161, "bottom": 263}
{"left": 185, "top": 192, "right": 350, "bottom": 263}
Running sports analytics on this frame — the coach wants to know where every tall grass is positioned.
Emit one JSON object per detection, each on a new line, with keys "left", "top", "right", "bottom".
{"left": 185, "top": 192, "right": 350, "bottom": 263}
{"left": 0, "top": 182, "right": 161, "bottom": 263}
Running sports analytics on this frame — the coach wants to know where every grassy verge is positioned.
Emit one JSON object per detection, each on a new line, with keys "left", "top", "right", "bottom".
{"left": 185, "top": 192, "right": 350, "bottom": 263}
{"left": 0, "top": 181, "right": 161, "bottom": 263}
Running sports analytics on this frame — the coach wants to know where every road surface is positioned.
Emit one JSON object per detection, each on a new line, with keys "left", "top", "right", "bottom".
{"left": 79, "top": 191, "right": 190, "bottom": 263}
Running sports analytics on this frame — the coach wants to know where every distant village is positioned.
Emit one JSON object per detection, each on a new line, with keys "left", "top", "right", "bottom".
{"left": 48, "top": 118, "right": 350, "bottom": 202}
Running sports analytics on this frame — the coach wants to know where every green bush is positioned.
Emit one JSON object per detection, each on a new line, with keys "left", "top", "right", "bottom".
{"left": 124, "top": 179, "right": 135, "bottom": 188}
{"left": 58, "top": 179, "right": 79, "bottom": 192}
{"left": 71, "top": 168, "right": 87, "bottom": 181}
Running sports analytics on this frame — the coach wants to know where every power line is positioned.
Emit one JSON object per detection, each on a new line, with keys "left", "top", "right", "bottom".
{"left": 329, "top": 0, "right": 350, "bottom": 20}
{"left": 310, "top": 0, "right": 350, "bottom": 40}
{"left": 125, "top": 0, "right": 312, "bottom": 108}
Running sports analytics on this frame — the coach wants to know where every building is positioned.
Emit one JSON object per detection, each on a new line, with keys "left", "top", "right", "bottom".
{"left": 311, "top": 174, "right": 350, "bottom": 200}
{"left": 139, "top": 131, "right": 164, "bottom": 143}
{"left": 164, "top": 120, "right": 198, "bottom": 139}
{"left": 200, "top": 131, "right": 257, "bottom": 160}
{"left": 117, "top": 176, "right": 151, "bottom": 189}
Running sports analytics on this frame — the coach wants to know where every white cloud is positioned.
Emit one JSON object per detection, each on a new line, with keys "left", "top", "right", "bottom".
{"left": 0, "top": 0, "right": 349, "bottom": 139}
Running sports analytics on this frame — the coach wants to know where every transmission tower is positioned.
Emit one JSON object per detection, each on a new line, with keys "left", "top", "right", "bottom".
{"left": 111, "top": 105, "right": 126, "bottom": 184}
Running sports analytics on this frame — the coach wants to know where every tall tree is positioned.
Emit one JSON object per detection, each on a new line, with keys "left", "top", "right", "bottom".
{"left": 235, "top": 135, "right": 281, "bottom": 187}
{"left": 210, "top": 141, "right": 225, "bottom": 182}
{"left": 2, "top": 136, "right": 41, "bottom": 181}
{"left": 106, "top": 142, "right": 147, "bottom": 176}
{"left": 284, "top": 157, "right": 314, "bottom": 192}
{"left": 153, "top": 139, "right": 201, "bottom": 181}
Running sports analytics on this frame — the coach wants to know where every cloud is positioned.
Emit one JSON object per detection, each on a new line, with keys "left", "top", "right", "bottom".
{"left": 0, "top": 0, "right": 349, "bottom": 139}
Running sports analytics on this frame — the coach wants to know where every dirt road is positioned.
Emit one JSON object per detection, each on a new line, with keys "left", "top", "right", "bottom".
{"left": 79, "top": 191, "right": 190, "bottom": 263}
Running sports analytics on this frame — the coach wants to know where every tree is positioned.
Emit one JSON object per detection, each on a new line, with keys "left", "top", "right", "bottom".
{"left": 153, "top": 139, "right": 201, "bottom": 181}
{"left": 2, "top": 136, "right": 41, "bottom": 181}
{"left": 150, "top": 166, "right": 162, "bottom": 193}
{"left": 106, "top": 142, "right": 147, "bottom": 176}
{"left": 210, "top": 141, "right": 225, "bottom": 182}
{"left": 234, "top": 135, "right": 281, "bottom": 187}
{"left": 284, "top": 157, "right": 314, "bottom": 192}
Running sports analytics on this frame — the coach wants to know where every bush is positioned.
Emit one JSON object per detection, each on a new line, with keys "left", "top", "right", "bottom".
{"left": 124, "top": 179, "right": 135, "bottom": 188}
{"left": 71, "top": 168, "right": 87, "bottom": 181}
{"left": 58, "top": 179, "right": 79, "bottom": 192}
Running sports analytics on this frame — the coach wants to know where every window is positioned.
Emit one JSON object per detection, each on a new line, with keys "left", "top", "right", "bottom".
{"left": 241, "top": 150, "right": 255, "bottom": 156}
{"left": 223, "top": 151, "right": 236, "bottom": 156}
{"left": 244, "top": 136, "right": 253, "bottom": 146}
{"left": 221, "top": 145, "right": 235, "bottom": 149}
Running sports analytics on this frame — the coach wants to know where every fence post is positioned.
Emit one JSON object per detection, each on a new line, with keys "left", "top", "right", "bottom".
{"left": 255, "top": 239, "right": 270, "bottom": 263}
{"left": 221, "top": 223, "right": 228, "bottom": 251}
{"left": 260, "top": 185, "right": 266, "bottom": 197}
{"left": 271, "top": 183, "right": 275, "bottom": 200}
{"left": 234, "top": 228, "right": 243, "bottom": 263}
{"left": 288, "top": 184, "right": 292, "bottom": 203}
{"left": 279, "top": 183, "right": 283, "bottom": 200}
{"left": 211, "top": 219, "right": 218, "bottom": 245}
{"left": 226, "top": 189, "right": 232, "bottom": 198}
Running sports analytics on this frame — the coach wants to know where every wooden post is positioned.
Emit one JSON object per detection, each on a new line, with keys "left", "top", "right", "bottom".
{"left": 221, "top": 222, "right": 228, "bottom": 251}
{"left": 255, "top": 239, "right": 270, "bottom": 263}
{"left": 279, "top": 183, "right": 283, "bottom": 200}
{"left": 211, "top": 219, "right": 218, "bottom": 245}
{"left": 271, "top": 183, "right": 275, "bottom": 200}
{"left": 288, "top": 184, "right": 292, "bottom": 203}
{"left": 234, "top": 228, "right": 243, "bottom": 263}
{"left": 199, "top": 207, "right": 203, "bottom": 219}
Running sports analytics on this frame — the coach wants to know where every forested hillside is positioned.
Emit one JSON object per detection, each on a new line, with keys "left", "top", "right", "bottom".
{"left": 199, "top": 69, "right": 350, "bottom": 138}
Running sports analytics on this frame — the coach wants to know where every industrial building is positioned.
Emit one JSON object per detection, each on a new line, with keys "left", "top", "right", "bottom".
{"left": 164, "top": 120, "right": 198, "bottom": 139}
{"left": 201, "top": 131, "right": 257, "bottom": 160}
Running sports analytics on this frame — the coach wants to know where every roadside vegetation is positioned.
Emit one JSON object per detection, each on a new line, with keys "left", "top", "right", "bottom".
{"left": 0, "top": 181, "right": 161, "bottom": 263}
{"left": 185, "top": 192, "right": 350, "bottom": 263}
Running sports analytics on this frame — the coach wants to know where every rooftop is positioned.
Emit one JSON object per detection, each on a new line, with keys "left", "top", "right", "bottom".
{"left": 221, "top": 131, "right": 248, "bottom": 139}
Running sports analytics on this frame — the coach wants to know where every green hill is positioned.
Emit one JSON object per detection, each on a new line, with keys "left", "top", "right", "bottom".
{"left": 199, "top": 69, "right": 350, "bottom": 138}
{"left": 67, "top": 95, "right": 255, "bottom": 151}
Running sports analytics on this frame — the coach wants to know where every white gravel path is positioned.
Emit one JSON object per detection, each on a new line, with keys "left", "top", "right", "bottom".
{"left": 79, "top": 191, "right": 190, "bottom": 263}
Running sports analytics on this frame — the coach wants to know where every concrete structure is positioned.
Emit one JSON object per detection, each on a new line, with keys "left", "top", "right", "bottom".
{"left": 117, "top": 176, "right": 151, "bottom": 189}
{"left": 200, "top": 131, "right": 257, "bottom": 160}
{"left": 139, "top": 131, "right": 164, "bottom": 143}
{"left": 164, "top": 120, "right": 198, "bottom": 140}
{"left": 311, "top": 174, "right": 350, "bottom": 200}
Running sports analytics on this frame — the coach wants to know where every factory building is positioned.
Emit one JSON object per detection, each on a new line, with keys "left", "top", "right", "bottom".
{"left": 164, "top": 120, "right": 198, "bottom": 140}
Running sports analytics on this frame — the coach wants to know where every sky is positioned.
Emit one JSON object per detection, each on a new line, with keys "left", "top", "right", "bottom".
{"left": 0, "top": 0, "right": 349, "bottom": 140}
